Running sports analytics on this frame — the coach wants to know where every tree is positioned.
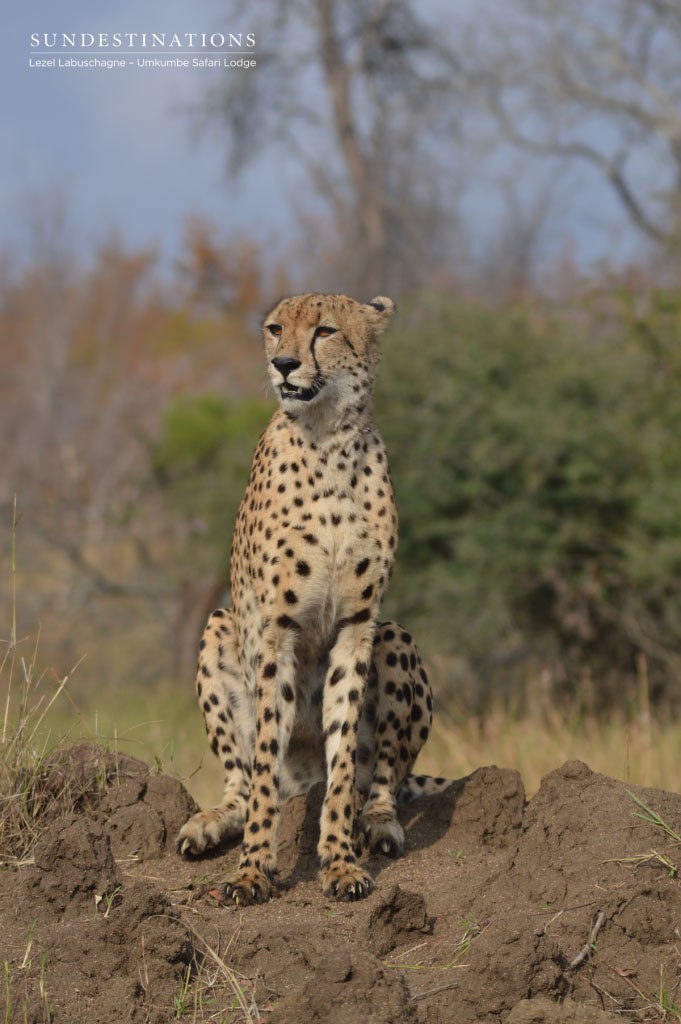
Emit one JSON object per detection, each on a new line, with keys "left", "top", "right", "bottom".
{"left": 464, "top": 0, "right": 681, "bottom": 255}
{"left": 377, "top": 290, "right": 681, "bottom": 709}
{"left": 0, "top": 212, "right": 268, "bottom": 686}
{"left": 201, "top": 0, "right": 463, "bottom": 294}
{"left": 175, "top": 217, "right": 264, "bottom": 313}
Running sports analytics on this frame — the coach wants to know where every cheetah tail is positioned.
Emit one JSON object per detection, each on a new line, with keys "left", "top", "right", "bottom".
{"left": 397, "top": 773, "right": 454, "bottom": 804}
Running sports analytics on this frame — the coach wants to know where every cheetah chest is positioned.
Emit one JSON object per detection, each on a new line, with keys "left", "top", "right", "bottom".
{"left": 238, "top": 429, "right": 397, "bottom": 657}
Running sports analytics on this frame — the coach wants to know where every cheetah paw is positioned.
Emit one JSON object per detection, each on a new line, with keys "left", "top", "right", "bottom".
{"left": 176, "top": 808, "right": 243, "bottom": 857}
{"left": 320, "top": 862, "right": 375, "bottom": 902}
{"left": 364, "top": 820, "right": 405, "bottom": 859}
{"left": 221, "top": 866, "right": 278, "bottom": 906}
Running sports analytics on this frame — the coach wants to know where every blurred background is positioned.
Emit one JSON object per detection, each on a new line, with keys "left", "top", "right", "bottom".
{"left": 2, "top": 0, "right": 681, "bottom": 800}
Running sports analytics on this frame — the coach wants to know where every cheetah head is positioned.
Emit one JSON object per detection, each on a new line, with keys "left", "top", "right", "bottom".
{"left": 262, "top": 293, "right": 395, "bottom": 420}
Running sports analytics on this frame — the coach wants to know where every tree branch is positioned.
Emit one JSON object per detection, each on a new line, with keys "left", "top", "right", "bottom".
{"left": 483, "top": 83, "right": 674, "bottom": 246}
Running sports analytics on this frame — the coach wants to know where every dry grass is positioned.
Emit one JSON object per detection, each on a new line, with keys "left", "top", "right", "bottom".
{"left": 0, "top": 620, "right": 116, "bottom": 865}
{"left": 4, "top": 498, "right": 681, "bottom": 832}
{"left": 10, "top": 668, "right": 681, "bottom": 816}
{"left": 178, "top": 920, "right": 266, "bottom": 1023}
{"left": 415, "top": 684, "right": 681, "bottom": 798}
{"left": 4, "top": 645, "right": 680, "bottom": 823}
{"left": 0, "top": 499, "right": 113, "bottom": 865}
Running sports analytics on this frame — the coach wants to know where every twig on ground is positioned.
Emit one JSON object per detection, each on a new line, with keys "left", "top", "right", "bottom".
{"left": 569, "top": 911, "right": 606, "bottom": 969}
{"left": 413, "top": 980, "right": 460, "bottom": 1000}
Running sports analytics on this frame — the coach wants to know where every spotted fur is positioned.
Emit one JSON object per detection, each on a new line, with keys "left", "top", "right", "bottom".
{"left": 177, "top": 293, "right": 449, "bottom": 904}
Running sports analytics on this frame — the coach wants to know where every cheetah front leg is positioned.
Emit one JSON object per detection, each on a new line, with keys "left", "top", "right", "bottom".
{"left": 220, "top": 621, "right": 298, "bottom": 905}
{"left": 177, "top": 609, "right": 254, "bottom": 855}
{"left": 318, "top": 619, "right": 376, "bottom": 901}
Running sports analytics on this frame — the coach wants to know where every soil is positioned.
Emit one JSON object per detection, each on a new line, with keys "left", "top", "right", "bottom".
{"left": 2, "top": 749, "right": 681, "bottom": 1023}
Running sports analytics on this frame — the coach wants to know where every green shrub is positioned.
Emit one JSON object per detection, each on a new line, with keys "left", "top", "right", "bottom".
{"left": 377, "top": 292, "right": 681, "bottom": 708}
{"left": 152, "top": 394, "right": 272, "bottom": 582}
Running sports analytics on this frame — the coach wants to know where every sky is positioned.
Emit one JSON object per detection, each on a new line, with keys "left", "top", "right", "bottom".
{"left": 2, "top": 0, "right": 644, "bottom": 277}
{"left": 2, "top": 0, "right": 296, "bottom": 267}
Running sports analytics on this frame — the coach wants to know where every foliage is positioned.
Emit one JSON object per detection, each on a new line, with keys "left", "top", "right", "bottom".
{"left": 377, "top": 290, "right": 681, "bottom": 707}
{"left": 151, "top": 394, "right": 273, "bottom": 584}
{"left": 0, "top": 228, "right": 267, "bottom": 688}
{"left": 7, "top": 216, "right": 681, "bottom": 710}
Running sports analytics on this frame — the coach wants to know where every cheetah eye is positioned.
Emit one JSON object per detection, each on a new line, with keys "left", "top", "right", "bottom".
{"left": 266, "top": 323, "right": 283, "bottom": 337}
{"left": 314, "top": 326, "right": 337, "bottom": 339}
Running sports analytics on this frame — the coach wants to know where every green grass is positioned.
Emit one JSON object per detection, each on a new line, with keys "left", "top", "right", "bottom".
{"left": 3, "top": 931, "right": 53, "bottom": 1024}
{"left": 604, "top": 790, "right": 681, "bottom": 880}
{"left": 626, "top": 789, "right": 681, "bottom": 843}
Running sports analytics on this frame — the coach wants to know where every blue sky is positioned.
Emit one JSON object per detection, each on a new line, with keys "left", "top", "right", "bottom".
{"left": 2, "top": 0, "right": 643, "bottom": 275}
{"left": 3, "top": 0, "right": 296, "bottom": 266}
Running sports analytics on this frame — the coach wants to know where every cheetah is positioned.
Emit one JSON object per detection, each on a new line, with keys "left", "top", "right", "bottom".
{"left": 177, "top": 293, "right": 448, "bottom": 904}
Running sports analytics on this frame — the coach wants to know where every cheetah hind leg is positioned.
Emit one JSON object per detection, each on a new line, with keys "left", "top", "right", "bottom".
{"left": 358, "top": 621, "right": 441, "bottom": 858}
{"left": 177, "top": 609, "right": 254, "bottom": 857}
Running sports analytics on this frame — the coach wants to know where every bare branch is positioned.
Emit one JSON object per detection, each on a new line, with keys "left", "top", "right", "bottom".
{"left": 467, "top": 0, "right": 681, "bottom": 250}
{"left": 197, "top": 0, "right": 461, "bottom": 292}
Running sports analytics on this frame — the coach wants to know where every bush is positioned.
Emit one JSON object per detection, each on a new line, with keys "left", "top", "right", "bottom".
{"left": 152, "top": 394, "right": 272, "bottom": 584}
{"left": 377, "top": 292, "right": 681, "bottom": 709}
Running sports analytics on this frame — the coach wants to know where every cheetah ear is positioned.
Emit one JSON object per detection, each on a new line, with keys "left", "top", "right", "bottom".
{"left": 366, "top": 296, "right": 396, "bottom": 334}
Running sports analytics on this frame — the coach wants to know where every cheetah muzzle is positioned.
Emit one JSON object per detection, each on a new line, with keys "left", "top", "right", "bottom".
{"left": 177, "top": 291, "right": 451, "bottom": 905}
{"left": 279, "top": 377, "right": 326, "bottom": 402}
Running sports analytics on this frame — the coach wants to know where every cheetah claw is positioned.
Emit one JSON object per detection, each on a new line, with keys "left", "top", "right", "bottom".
{"left": 221, "top": 882, "right": 269, "bottom": 906}
{"left": 363, "top": 820, "right": 405, "bottom": 859}
{"left": 220, "top": 867, "right": 281, "bottom": 906}
{"left": 321, "top": 865, "right": 375, "bottom": 901}
{"left": 370, "top": 835, "right": 404, "bottom": 858}
{"left": 337, "top": 878, "right": 374, "bottom": 902}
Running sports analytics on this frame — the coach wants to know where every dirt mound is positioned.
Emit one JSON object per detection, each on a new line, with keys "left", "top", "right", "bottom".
{"left": 2, "top": 754, "right": 680, "bottom": 1023}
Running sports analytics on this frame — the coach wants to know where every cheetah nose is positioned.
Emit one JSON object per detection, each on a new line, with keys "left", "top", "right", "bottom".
{"left": 271, "top": 356, "right": 301, "bottom": 379}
